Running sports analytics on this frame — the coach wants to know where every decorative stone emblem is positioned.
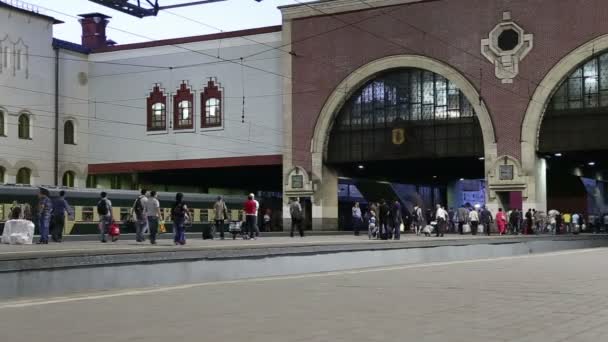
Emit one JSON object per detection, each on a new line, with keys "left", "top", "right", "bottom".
{"left": 391, "top": 127, "right": 405, "bottom": 145}
{"left": 481, "top": 12, "right": 533, "bottom": 84}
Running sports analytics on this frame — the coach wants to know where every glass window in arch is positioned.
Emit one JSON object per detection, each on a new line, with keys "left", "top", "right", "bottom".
{"left": 178, "top": 100, "right": 193, "bottom": 127}
{"left": 62, "top": 171, "right": 75, "bottom": 187}
{"left": 18, "top": 114, "right": 30, "bottom": 139}
{"left": 205, "top": 98, "right": 221, "bottom": 127}
{"left": 16, "top": 167, "right": 31, "bottom": 185}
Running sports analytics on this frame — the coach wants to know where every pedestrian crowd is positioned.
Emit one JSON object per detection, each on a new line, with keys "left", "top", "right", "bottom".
{"left": 351, "top": 200, "right": 589, "bottom": 239}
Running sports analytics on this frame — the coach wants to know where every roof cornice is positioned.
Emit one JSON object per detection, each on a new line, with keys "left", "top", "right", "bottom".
{"left": 279, "top": 0, "right": 434, "bottom": 21}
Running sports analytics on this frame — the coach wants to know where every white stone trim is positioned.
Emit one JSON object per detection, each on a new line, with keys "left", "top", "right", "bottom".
{"left": 281, "top": 19, "right": 294, "bottom": 207}
{"left": 310, "top": 54, "right": 497, "bottom": 184}
{"left": 280, "top": 0, "right": 430, "bottom": 20}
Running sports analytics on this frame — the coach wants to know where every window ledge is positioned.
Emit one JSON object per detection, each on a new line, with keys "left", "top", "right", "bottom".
{"left": 18, "top": 137, "right": 32, "bottom": 140}
{"left": 146, "top": 129, "right": 168, "bottom": 135}
{"left": 200, "top": 126, "right": 224, "bottom": 132}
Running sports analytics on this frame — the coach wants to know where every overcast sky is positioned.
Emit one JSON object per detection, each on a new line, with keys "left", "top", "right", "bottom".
{"left": 22, "top": 0, "right": 313, "bottom": 44}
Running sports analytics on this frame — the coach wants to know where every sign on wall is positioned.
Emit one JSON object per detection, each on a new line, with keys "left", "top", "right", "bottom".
{"left": 499, "top": 165, "right": 514, "bottom": 180}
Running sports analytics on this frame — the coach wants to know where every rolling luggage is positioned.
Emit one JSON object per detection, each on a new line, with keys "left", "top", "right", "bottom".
{"left": 229, "top": 221, "right": 242, "bottom": 240}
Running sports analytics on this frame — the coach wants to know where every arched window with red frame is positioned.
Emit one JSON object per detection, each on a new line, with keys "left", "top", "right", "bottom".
{"left": 201, "top": 78, "right": 223, "bottom": 128}
{"left": 146, "top": 83, "right": 166, "bottom": 131}
{"left": 174, "top": 81, "right": 194, "bottom": 130}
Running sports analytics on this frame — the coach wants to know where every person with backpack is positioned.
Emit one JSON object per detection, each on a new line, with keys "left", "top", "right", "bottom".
{"left": 51, "top": 190, "right": 73, "bottom": 243}
{"left": 171, "top": 192, "right": 188, "bottom": 245}
{"left": 37, "top": 188, "right": 53, "bottom": 244}
{"left": 289, "top": 197, "right": 304, "bottom": 238}
{"left": 97, "top": 192, "right": 113, "bottom": 243}
{"left": 213, "top": 196, "right": 229, "bottom": 240}
{"left": 132, "top": 189, "right": 148, "bottom": 243}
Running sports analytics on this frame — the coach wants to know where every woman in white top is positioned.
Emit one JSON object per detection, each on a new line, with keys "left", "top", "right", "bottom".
{"left": 469, "top": 209, "right": 480, "bottom": 235}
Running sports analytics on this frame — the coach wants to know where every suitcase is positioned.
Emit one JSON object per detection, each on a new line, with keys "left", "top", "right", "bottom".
{"left": 202, "top": 224, "right": 214, "bottom": 240}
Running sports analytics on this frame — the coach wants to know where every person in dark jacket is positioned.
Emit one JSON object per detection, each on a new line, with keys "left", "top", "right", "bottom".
{"left": 391, "top": 200, "right": 403, "bottom": 240}
{"left": 525, "top": 209, "right": 533, "bottom": 235}
{"left": 51, "top": 190, "right": 73, "bottom": 243}
{"left": 480, "top": 206, "right": 493, "bottom": 236}
{"left": 509, "top": 209, "right": 521, "bottom": 235}
{"left": 378, "top": 199, "right": 390, "bottom": 240}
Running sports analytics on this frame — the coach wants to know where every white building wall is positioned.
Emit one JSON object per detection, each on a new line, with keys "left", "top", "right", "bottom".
{"left": 87, "top": 32, "right": 284, "bottom": 164}
{"left": 58, "top": 49, "right": 90, "bottom": 187}
{"left": 0, "top": 7, "right": 56, "bottom": 185}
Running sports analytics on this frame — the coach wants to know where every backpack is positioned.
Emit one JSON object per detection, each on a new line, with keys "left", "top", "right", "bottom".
{"left": 171, "top": 202, "right": 186, "bottom": 221}
{"left": 97, "top": 199, "right": 109, "bottom": 216}
{"left": 291, "top": 203, "right": 303, "bottom": 220}
{"left": 133, "top": 197, "right": 144, "bottom": 218}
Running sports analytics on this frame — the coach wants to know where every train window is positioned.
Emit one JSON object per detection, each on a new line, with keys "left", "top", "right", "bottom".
{"left": 82, "top": 207, "right": 94, "bottom": 222}
{"left": 120, "top": 208, "right": 130, "bottom": 222}
{"left": 0, "top": 205, "right": 4, "bottom": 220}
{"left": 188, "top": 208, "right": 195, "bottom": 222}
{"left": 200, "top": 209, "right": 209, "bottom": 223}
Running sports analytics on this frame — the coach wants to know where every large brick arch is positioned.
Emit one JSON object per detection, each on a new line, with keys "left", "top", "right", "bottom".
{"left": 521, "top": 34, "right": 608, "bottom": 171}
{"left": 310, "top": 54, "right": 497, "bottom": 181}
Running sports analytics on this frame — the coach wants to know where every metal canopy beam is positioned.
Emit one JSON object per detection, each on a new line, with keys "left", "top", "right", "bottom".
{"left": 88, "top": 0, "right": 228, "bottom": 18}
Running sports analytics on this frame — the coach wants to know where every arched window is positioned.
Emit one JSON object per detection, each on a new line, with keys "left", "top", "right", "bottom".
{"left": 0, "top": 166, "right": 4, "bottom": 184}
{"left": 147, "top": 84, "right": 166, "bottom": 131}
{"left": 18, "top": 113, "right": 30, "bottom": 139}
{"left": 201, "top": 78, "right": 222, "bottom": 128}
{"left": 173, "top": 82, "right": 194, "bottom": 130}
{"left": 178, "top": 100, "right": 192, "bottom": 126}
{"left": 16, "top": 167, "right": 31, "bottom": 185}
{"left": 0, "top": 109, "right": 5, "bottom": 136}
{"left": 64, "top": 120, "right": 75, "bottom": 145}
{"left": 62, "top": 171, "right": 75, "bottom": 187}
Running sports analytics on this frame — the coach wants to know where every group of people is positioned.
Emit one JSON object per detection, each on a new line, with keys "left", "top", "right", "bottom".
{"left": 96, "top": 189, "right": 168, "bottom": 244}
{"left": 12, "top": 188, "right": 75, "bottom": 244}
{"left": 351, "top": 200, "right": 588, "bottom": 238}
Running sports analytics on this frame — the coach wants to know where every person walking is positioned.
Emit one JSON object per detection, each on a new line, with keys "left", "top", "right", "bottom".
{"left": 97, "top": 192, "right": 113, "bottom": 243}
{"left": 525, "top": 209, "right": 533, "bottom": 235}
{"left": 367, "top": 210, "right": 377, "bottom": 239}
{"left": 171, "top": 193, "right": 188, "bottom": 245}
{"left": 469, "top": 207, "right": 480, "bottom": 235}
{"left": 435, "top": 204, "right": 447, "bottom": 237}
{"left": 496, "top": 208, "right": 507, "bottom": 235}
{"left": 250, "top": 193, "right": 261, "bottom": 238}
{"left": 378, "top": 199, "right": 390, "bottom": 240}
{"left": 413, "top": 205, "right": 424, "bottom": 236}
{"left": 243, "top": 194, "right": 257, "bottom": 240}
{"left": 132, "top": 189, "right": 148, "bottom": 242}
{"left": 392, "top": 200, "right": 403, "bottom": 240}
{"left": 510, "top": 209, "right": 521, "bottom": 235}
{"left": 36, "top": 188, "right": 53, "bottom": 244}
{"left": 480, "top": 206, "right": 493, "bottom": 236}
{"left": 263, "top": 208, "right": 272, "bottom": 231}
{"left": 352, "top": 202, "right": 362, "bottom": 236}
{"left": 213, "top": 196, "right": 229, "bottom": 240}
{"left": 51, "top": 190, "right": 73, "bottom": 243}
{"left": 146, "top": 191, "right": 162, "bottom": 244}
{"left": 457, "top": 205, "right": 468, "bottom": 235}
{"left": 289, "top": 197, "right": 304, "bottom": 238}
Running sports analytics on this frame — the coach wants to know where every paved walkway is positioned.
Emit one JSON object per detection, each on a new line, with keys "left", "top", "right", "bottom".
{"left": 1, "top": 247, "right": 608, "bottom": 341}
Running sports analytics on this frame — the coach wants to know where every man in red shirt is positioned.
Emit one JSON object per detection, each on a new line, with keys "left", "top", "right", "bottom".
{"left": 243, "top": 194, "right": 257, "bottom": 240}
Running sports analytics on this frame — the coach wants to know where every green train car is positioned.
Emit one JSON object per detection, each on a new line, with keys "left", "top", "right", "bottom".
{"left": 0, "top": 185, "right": 250, "bottom": 236}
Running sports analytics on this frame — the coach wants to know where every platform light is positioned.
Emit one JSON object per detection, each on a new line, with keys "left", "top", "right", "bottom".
{"left": 554, "top": 153, "right": 562, "bottom": 157}
{"left": 588, "top": 161, "right": 596, "bottom": 166}
{"left": 478, "top": 157, "right": 485, "bottom": 161}
{"left": 460, "top": 178, "right": 465, "bottom": 181}
{"left": 433, "top": 175, "right": 438, "bottom": 179}
{"left": 357, "top": 164, "right": 365, "bottom": 169}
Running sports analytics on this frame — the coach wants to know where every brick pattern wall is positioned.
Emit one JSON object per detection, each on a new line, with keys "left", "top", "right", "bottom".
{"left": 291, "top": 0, "right": 608, "bottom": 172}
